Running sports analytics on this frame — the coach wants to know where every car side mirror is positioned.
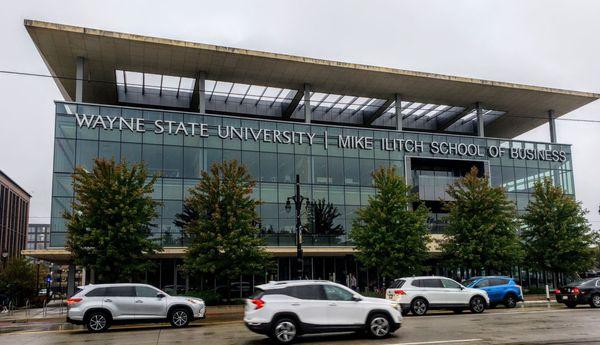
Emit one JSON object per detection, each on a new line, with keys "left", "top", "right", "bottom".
{"left": 156, "top": 293, "right": 166, "bottom": 299}
{"left": 352, "top": 296, "right": 362, "bottom": 302}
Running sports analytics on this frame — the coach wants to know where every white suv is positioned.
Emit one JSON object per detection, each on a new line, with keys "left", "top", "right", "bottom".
{"left": 385, "top": 276, "right": 489, "bottom": 316}
{"left": 244, "top": 280, "right": 402, "bottom": 344}
{"left": 66, "top": 283, "right": 206, "bottom": 332}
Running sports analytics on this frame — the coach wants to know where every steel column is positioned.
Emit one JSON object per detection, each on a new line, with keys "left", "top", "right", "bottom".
{"left": 476, "top": 102, "right": 484, "bottom": 137}
{"left": 395, "top": 94, "right": 403, "bottom": 131}
{"left": 548, "top": 109, "right": 557, "bottom": 143}
{"left": 75, "top": 57, "right": 84, "bottom": 102}
{"left": 303, "top": 84, "right": 311, "bottom": 124}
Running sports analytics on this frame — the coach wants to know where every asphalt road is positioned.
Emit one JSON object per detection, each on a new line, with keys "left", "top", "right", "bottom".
{"left": 1, "top": 306, "right": 600, "bottom": 345}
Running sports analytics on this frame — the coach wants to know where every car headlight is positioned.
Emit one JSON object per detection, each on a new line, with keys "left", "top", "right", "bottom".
{"left": 187, "top": 298, "right": 202, "bottom": 305}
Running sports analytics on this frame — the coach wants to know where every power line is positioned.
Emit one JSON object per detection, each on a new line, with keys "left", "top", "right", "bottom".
{"left": 1, "top": 68, "right": 600, "bottom": 124}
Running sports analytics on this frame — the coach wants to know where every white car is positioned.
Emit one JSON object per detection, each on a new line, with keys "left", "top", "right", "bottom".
{"left": 66, "top": 283, "right": 205, "bottom": 332}
{"left": 385, "top": 276, "right": 489, "bottom": 316}
{"left": 244, "top": 280, "right": 402, "bottom": 344}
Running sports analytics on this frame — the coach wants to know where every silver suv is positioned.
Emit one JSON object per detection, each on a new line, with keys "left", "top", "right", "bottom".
{"left": 66, "top": 283, "right": 205, "bottom": 332}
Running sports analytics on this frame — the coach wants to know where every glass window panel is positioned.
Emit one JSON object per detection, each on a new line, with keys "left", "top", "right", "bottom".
{"left": 329, "top": 186, "right": 345, "bottom": 205}
{"left": 278, "top": 154, "right": 295, "bottom": 184}
{"left": 260, "top": 152, "right": 277, "bottom": 182}
{"left": 99, "top": 141, "right": 120, "bottom": 162}
{"left": 514, "top": 167, "right": 527, "bottom": 192}
{"left": 163, "top": 146, "right": 183, "bottom": 178}
{"left": 222, "top": 149, "right": 241, "bottom": 163}
{"left": 55, "top": 115, "right": 76, "bottom": 138}
{"left": 278, "top": 184, "right": 294, "bottom": 203}
{"left": 260, "top": 203, "right": 279, "bottom": 219}
{"left": 150, "top": 179, "right": 162, "bottom": 199}
{"left": 242, "top": 151, "right": 260, "bottom": 181}
{"left": 260, "top": 183, "right": 278, "bottom": 203}
{"left": 163, "top": 200, "right": 182, "bottom": 220}
{"left": 313, "top": 156, "right": 328, "bottom": 184}
{"left": 121, "top": 142, "right": 141, "bottom": 164}
{"left": 205, "top": 149, "right": 222, "bottom": 171}
{"left": 183, "top": 147, "right": 203, "bottom": 179}
{"left": 142, "top": 144, "right": 163, "bottom": 175}
{"left": 313, "top": 185, "right": 328, "bottom": 202}
{"left": 52, "top": 174, "right": 73, "bottom": 199}
{"left": 183, "top": 179, "right": 198, "bottom": 199}
{"left": 54, "top": 139, "right": 76, "bottom": 173}
{"left": 51, "top": 197, "right": 72, "bottom": 218}
{"left": 328, "top": 157, "right": 344, "bottom": 185}
{"left": 501, "top": 166, "right": 515, "bottom": 192}
{"left": 295, "top": 155, "right": 312, "bottom": 184}
{"left": 359, "top": 159, "right": 374, "bottom": 186}
{"left": 163, "top": 178, "right": 183, "bottom": 200}
{"left": 345, "top": 187, "right": 360, "bottom": 205}
{"left": 98, "top": 107, "right": 122, "bottom": 142}
{"left": 76, "top": 140, "right": 98, "bottom": 171}
{"left": 343, "top": 157, "right": 360, "bottom": 186}
{"left": 163, "top": 112, "right": 184, "bottom": 146}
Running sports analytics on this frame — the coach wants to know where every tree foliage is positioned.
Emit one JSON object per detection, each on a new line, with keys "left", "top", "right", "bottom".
{"left": 305, "top": 199, "right": 344, "bottom": 235}
{"left": 440, "top": 167, "right": 522, "bottom": 274}
{"left": 521, "top": 177, "right": 594, "bottom": 276}
{"left": 65, "top": 158, "right": 162, "bottom": 283}
{"left": 350, "top": 166, "right": 430, "bottom": 280}
{"left": 0, "top": 257, "right": 37, "bottom": 306}
{"left": 176, "top": 160, "right": 271, "bottom": 296}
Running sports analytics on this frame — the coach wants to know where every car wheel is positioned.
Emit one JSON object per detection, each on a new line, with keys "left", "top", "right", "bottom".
{"left": 452, "top": 308, "right": 464, "bottom": 314}
{"left": 271, "top": 318, "right": 298, "bottom": 344}
{"left": 411, "top": 298, "right": 428, "bottom": 316}
{"left": 590, "top": 294, "right": 600, "bottom": 308}
{"left": 169, "top": 308, "right": 191, "bottom": 328}
{"left": 367, "top": 313, "right": 391, "bottom": 338}
{"left": 565, "top": 302, "right": 578, "bottom": 308}
{"left": 85, "top": 311, "right": 110, "bottom": 332}
{"left": 469, "top": 296, "right": 486, "bottom": 313}
{"left": 504, "top": 294, "right": 518, "bottom": 308}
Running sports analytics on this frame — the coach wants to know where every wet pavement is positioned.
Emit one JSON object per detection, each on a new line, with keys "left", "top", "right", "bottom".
{"left": 1, "top": 305, "right": 599, "bottom": 345}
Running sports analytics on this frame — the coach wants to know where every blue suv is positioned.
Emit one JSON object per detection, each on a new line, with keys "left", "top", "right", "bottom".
{"left": 462, "top": 276, "right": 523, "bottom": 308}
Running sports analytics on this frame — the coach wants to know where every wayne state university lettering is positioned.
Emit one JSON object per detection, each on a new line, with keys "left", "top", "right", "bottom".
{"left": 73, "top": 113, "right": 567, "bottom": 162}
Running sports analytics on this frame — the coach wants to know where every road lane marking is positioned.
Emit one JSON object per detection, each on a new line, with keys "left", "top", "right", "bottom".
{"left": 391, "top": 339, "right": 482, "bottom": 345}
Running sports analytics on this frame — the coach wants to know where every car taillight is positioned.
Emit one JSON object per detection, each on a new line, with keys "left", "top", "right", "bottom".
{"left": 251, "top": 298, "right": 265, "bottom": 310}
{"left": 572, "top": 287, "right": 580, "bottom": 295}
{"left": 554, "top": 289, "right": 561, "bottom": 294}
{"left": 67, "top": 297, "right": 82, "bottom": 305}
{"left": 394, "top": 289, "right": 406, "bottom": 295}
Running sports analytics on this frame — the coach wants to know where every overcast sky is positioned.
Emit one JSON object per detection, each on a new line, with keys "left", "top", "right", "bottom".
{"left": 0, "top": 0, "right": 598, "bottom": 227}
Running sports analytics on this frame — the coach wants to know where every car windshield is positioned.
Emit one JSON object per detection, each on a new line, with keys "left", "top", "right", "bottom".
{"left": 570, "top": 278, "right": 597, "bottom": 286}
{"left": 462, "top": 278, "right": 478, "bottom": 287}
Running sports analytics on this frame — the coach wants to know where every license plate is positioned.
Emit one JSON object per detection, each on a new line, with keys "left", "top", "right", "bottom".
{"left": 562, "top": 296, "right": 568, "bottom": 300}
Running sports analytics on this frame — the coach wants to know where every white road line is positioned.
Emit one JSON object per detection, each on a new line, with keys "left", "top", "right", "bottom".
{"left": 391, "top": 339, "right": 483, "bottom": 345}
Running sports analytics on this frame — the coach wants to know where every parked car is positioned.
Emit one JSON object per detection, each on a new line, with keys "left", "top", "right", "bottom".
{"left": 244, "top": 280, "right": 402, "bottom": 344}
{"left": 555, "top": 277, "right": 600, "bottom": 308}
{"left": 461, "top": 276, "right": 523, "bottom": 308}
{"left": 66, "top": 283, "right": 205, "bottom": 332}
{"left": 385, "top": 276, "right": 489, "bottom": 316}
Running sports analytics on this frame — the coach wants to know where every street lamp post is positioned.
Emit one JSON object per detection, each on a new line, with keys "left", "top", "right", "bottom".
{"left": 285, "top": 175, "right": 310, "bottom": 280}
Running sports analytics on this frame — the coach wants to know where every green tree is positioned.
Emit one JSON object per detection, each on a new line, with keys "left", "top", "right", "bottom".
{"left": 521, "top": 177, "right": 594, "bottom": 279}
{"left": 0, "top": 257, "right": 37, "bottom": 306}
{"left": 65, "top": 158, "right": 162, "bottom": 283}
{"left": 440, "top": 167, "right": 522, "bottom": 275}
{"left": 350, "top": 166, "right": 430, "bottom": 283}
{"left": 176, "top": 160, "right": 271, "bottom": 300}
{"left": 305, "top": 199, "right": 344, "bottom": 236}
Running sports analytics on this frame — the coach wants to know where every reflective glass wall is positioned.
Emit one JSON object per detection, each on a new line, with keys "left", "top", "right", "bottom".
{"left": 50, "top": 102, "right": 575, "bottom": 247}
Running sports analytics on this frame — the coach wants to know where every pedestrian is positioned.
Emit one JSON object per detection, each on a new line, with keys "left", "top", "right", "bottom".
{"left": 350, "top": 273, "right": 358, "bottom": 291}
{"left": 0, "top": 294, "right": 9, "bottom": 313}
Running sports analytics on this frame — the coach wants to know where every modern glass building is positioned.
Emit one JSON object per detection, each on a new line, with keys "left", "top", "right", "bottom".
{"left": 23, "top": 20, "right": 598, "bottom": 295}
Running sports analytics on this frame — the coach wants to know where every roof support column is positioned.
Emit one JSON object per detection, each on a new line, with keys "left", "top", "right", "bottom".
{"left": 75, "top": 56, "right": 84, "bottom": 102}
{"left": 395, "top": 94, "right": 403, "bottom": 131}
{"left": 194, "top": 71, "right": 207, "bottom": 113}
{"left": 548, "top": 109, "right": 557, "bottom": 143}
{"left": 476, "top": 102, "right": 484, "bottom": 137}
{"left": 303, "top": 84, "right": 311, "bottom": 124}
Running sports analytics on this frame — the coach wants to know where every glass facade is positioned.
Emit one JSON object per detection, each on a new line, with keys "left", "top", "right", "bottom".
{"left": 50, "top": 101, "right": 575, "bottom": 248}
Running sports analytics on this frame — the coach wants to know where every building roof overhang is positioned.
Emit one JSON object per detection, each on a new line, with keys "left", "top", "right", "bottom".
{"left": 25, "top": 19, "right": 600, "bottom": 138}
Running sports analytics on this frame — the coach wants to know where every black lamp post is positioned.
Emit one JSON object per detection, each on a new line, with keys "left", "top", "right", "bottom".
{"left": 285, "top": 174, "right": 310, "bottom": 280}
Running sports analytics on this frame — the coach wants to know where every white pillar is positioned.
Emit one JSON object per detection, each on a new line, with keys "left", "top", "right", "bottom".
{"left": 395, "top": 94, "right": 403, "bottom": 131}
{"left": 476, "top": 102, "right": 484, "bottom": 137}
{"left": 303, "top": 84, "right": 311, "bottom": 124}
{"left": 75, "top": 57, "right": 84, "bottom": 102}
